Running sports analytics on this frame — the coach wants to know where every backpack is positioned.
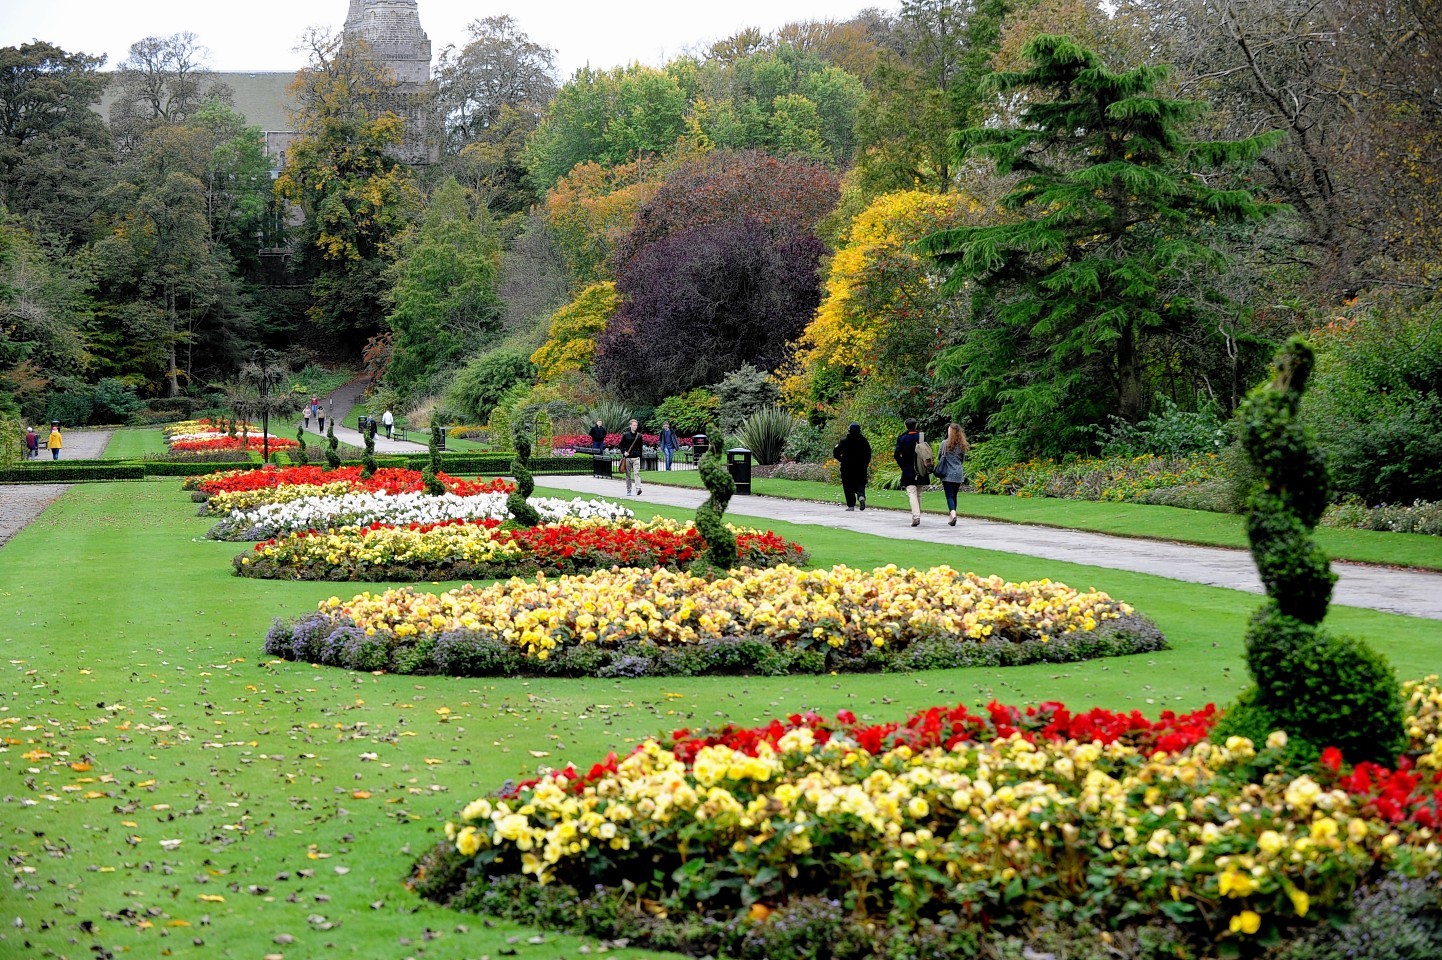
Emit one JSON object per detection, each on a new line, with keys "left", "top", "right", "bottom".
{"left": 914, "top": 436, "right": 935, "bottom": 482}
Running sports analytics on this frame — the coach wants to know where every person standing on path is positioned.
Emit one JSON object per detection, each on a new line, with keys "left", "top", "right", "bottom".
{"left": 588, "top": 419, "right": 607, "bottom": 456}
{"left": 47, "top": 424, "right": 63, "bottom": 460}
{"left": 619, "top": 419, "right": 645, "bottom": 496}
{"left": 659, "top": 421, "right": 679, "bottom": 470}
{"left": 382, "top": 409, "right": 394, "bottom": 439}
{"left": 24, "top": 426, "right": 39, "bottom": 459}
{"left": 832, "top": 422, "right": 872, "bottom": 511}
{"left": 935, "top": 423, "right": 969, "bottom": 526}
{"left": 894, "top": 418, "right": 924, "bottom": 526}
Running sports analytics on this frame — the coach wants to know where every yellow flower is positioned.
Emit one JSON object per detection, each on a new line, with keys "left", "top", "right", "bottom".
{"left": 1228, "top": 910, "right": 1261, "bottom": 935}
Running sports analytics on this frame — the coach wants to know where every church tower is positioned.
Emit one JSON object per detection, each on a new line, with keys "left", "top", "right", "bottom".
{"left": 343, "top": 0, "right": 437, "bottom": 163}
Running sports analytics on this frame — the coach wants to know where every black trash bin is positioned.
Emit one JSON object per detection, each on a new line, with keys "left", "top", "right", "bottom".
{"left": 436, "top": 427, "right": 446, "bottom": 451}
{"left": 727, "top": 447, "right": 753, "bottom": 495}
{"left": 690, "top": 433, "right": 708, "bottom": 464}
{"left": 356, "top": 415, "right": 369, "bottom": 433}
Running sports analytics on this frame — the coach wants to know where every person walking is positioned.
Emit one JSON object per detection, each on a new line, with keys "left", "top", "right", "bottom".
{"left": 47, "top": 423, "right": 63, "bottom": 460}
{"left": 308, "top": 397, "right": 318, "bottom": 429}
{"left": 24, "top": 426, "right": 39, "bottom": 459}
{"left": 659, "top": 421, "right": 679, "bottom": 470}
{"left": 893, "top": 418, "right": 925, "bottom": 526}
{"left": 619, "top": 418, "right": 645, "bottom": 496}
{"left": 316, "top": 402, "right": 326, "bottom": 434}
{"left": 382, "top": 409, "right": 394, "bottom": 440}
{"left": 935, "top": 422, "right": 970, "bottom": 526}
{"left": 588, "top": 419, "right": 607, "bottom": 455}
{"left": 832, "top": 422, "right": 872, "bottom": 511}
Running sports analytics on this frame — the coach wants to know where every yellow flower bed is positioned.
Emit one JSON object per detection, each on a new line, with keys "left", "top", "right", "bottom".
{"left": 321, "top": 564, "right": 1132, "bottom": 656}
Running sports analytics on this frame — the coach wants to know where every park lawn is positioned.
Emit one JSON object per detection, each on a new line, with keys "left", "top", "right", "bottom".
{"left": 638, "top": 469, "right": 1442, "bottom": 571}
{"left": 3, "top": 480, "right": 1438, "bottom": 959}
{"left": 101, "top": 425, "right": 169, "bottom": 458}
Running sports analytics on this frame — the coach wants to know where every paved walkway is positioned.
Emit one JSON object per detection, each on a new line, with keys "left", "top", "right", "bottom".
{"left": 533, "top": 473, "right": 1442, "bottom": 622}
{"left": 0, "top": 430, "right": 112, "bottom": 548}
{"left": 301, "top": 378, "right": 429, "bottom": 455}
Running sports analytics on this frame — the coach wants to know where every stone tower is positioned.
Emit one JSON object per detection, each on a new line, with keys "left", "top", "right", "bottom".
{"left": 343, "top": 0, "right": 436, "bottom": 163}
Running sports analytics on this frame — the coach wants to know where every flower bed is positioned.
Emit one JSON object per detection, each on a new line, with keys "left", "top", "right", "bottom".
{"left": 408, "top": 682, "right": 1442, "bottom": 959}
{"left": 262, "top": 564, "right": 1163, "bottom": 676}
{"left": 552, "top": 432, "right": 676, "bottom": 451}
{"left": 971, "top": 453, "right": 1228, "bottom": 504}
{"left": 191, "top": 465, "right": 511, "bottom": 508}
{"left": 169, "top": 434, "right": 300, "bottom": 453}
{"left": 238, "top": 518, "right": 808, "bottom": 581}
{"left": 206, "top": 491, "right": 632, "bottom": 541}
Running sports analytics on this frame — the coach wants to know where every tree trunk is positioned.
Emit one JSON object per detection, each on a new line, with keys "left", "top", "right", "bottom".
{"left": 1117, "top": 320, "right": 1141, "bottom": 423}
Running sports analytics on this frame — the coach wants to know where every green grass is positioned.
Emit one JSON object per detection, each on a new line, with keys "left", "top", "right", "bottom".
{"left": 640, "top": 469, "right": 1442, "bottom": 571}
{"left": 102, "top": 426, "right": 170, "bottom": 458}
{"left": 1, "top": 480, "right": 1438, "bottom": 959}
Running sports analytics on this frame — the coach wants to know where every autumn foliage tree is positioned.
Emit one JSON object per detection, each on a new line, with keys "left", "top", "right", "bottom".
{"left": 529, "top": 282, "right": 618, "bottom": 381}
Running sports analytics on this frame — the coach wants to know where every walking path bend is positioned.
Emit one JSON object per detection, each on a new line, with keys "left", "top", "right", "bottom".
{"left": 534, "top": 473, "right": 1442, "bottom": 622}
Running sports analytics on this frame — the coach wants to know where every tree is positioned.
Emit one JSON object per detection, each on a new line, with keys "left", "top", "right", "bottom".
{"left": 0, "top": 220, "right": 89, "bottom": 417}
{"left": 920, "top": 35, "right": 1281, "bottom": 453}
{"left": 529, "top": 282, "right": 618, "bottom": 381}
{"left": 782, "top": 190, "right": 988, "bottom": 419}
{"left": 522, "top": 65, "right": 688, "bottom": 192}
{"left": 277, "top": 31, "right": 420, "bottom": 352}
{"left": 542, "top": 157, "right": 666, "bottom": 285}
{"left": 0, "top": 42, "right": 112, "bottom": 244}
{"left": 108, "top": 32, "right": 232, "bottom": 151}
{"left": 596, "top": 219, "right": 823, "bottom": 402}
{"left": 435, "top": 16, "right": 558, "bottom": 214}
{"left": 384, "top": 178, "right": 502, "bottom": 400}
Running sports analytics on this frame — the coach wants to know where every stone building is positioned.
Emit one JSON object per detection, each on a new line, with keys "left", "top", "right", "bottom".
{"left": 99, "top": 0, "right": 437, "bottom": 169}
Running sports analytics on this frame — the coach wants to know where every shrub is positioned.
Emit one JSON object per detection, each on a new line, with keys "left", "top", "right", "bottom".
{"left": 588, "top": 398, "right": 634, "bottom": 433}
{"left": 90, "top": 378, "right": 144, "bottom": 425}
{"left": 1096, "top": 397, "right": 1231, "bottom": 457}
{"left": 780, "top": 420, "right": 832, "bottom": 464}
{"left": 715, "top": 363, "right": 779, "bottom": 434}
{"left": 45, "top": 390, "right": 92, "bottom": 426}
{"left": 653, "top": 388, "right": 718, "bottom": 435}
{"left": 444, "top": 349, "right": 536, "bottom": 423}
{"left": 1322, "top": 498, "right": 1442, "bottom": 536}
{"left": 737, "top": 406, "right": 797, "bottom": 465}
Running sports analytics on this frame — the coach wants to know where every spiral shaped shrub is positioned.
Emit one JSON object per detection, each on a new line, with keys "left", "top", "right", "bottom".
{"left": 1217, "top": 338, "right": 1404, "bottom": 764}
{"left": 325, "top": 419, "right": 341, "bottom": 471}
{"left": 422, "top": 425, "right": 445, "bottom": 496}
{"left": 362, "top": 428, "right": 377, "bottom": 478}
{"left": 293, "top": 422, "right": 308, "bottom": 464}
{"left": 507, "top": 426, "right": 541, "bottom": 526}
{"left": 694, "top": 429, "right": 737, "bottom": 570}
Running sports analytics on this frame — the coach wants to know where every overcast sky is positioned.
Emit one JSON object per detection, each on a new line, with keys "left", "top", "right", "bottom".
{"left": 1, "top": 0, "right": 896, "bottom": 78}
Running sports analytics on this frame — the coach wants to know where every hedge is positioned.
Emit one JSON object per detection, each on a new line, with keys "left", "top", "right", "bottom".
{"left": 0, "top": 454, "right": 592, "bottom": 484}
{"left": 0, "top": 464, "right": 147, "bottom": 483}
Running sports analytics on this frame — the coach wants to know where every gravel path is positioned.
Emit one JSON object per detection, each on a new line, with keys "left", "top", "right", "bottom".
{"left": 0, "top": 430, "right": 112, "bottom": 548}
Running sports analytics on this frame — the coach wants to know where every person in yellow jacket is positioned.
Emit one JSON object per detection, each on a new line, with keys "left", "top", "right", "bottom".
{"left": 47, "top": 424, "right": 63, "bottom": 460}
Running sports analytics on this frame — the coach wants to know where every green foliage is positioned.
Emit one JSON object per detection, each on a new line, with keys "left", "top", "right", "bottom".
{"left": 0, "top": 418, "right": 19, "bottom": 468}
{"left": 384, "top": 178, "right": 503, "bottom": 402}
{"left": 781, "top": 421, "right": 831, "bottom": 464}
{"left": 737, "top": 406, "right": 798, "bottom": 465}
{"left": 293, "top": 422, "right": 309, "bottom": 465}
{"left": 45, "top": 389, "right": 93, "bottom": 427}
{"left": 652, "top": 389, "right": 717, "bottom": 435}
{"left": 443, "top": 348, "right": 536, "bottom": 424}
{"left": 90, "top": 378, "right": 144, "bottom": 425}
{"left": 1304, "top": 300, "right": 1442, "bottom": 504}
{"left": 361, "top": 428, "right": 377, "bottom": 479}
{"left": 506, "top": 424, "right": 541, "bottom": 525}
{"left": 1228, "top": 338, "right": 1405, "bottom": 765}
{"left": 423, "top": 425, "right": 445, "bottom": 496}
{"left": 1096, "top": 398, "right": 1231, "bottom": 458}
{"left": 715, "top": 364, "right": 779, "bottom": 434}
{"left": 694, "top": 429, "right": 737, "bottom": 570}
{"left": 324, "top": 419, "right": 340, "bottom": 471}
{"left": 528, "top": 282, "right": 617, "bottom": 381}
{"left": 921, "top": 35, "right": 1281, "bottom": 455}
{"left": 589, "top": 399, "right": 634, "bottom": 434}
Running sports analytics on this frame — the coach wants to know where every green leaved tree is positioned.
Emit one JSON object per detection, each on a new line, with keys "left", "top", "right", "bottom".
{"left": 920, "top": 35, "right": 1282, "bottom": 453}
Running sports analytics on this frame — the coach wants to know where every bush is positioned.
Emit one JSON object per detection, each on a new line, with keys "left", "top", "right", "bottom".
{"left": 737, "top": 406, "right": 797, "bottom": 465}
{"left": 91, "top": 378, "right": 145, "bottom": 425}
{"left": 780, "top": 420, "right": 832, "bottom": 463}
{"left": 45, "top": 390, "right": 92, "bottom": 426}
{"left": 715, "top": 363, "right": 779, "bottom": 434}
{"left": 443, "top": 349, "right": 536, "bottom": 423}
{"left": 1322, "top": 498, "right": 1442, "bottom": 536}
{"left": 588, "top": 398, "right": 634, "bottom": 433}
{"left": 1096, "top": 397, "right": 1231, "bottom": 457}
{"left": 653, "top": 388, "right": 719, "bottom": 435}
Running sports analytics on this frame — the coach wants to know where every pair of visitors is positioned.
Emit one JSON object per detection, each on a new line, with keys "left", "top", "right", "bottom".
{"left": 382, "top": 409, "right": 394, "bottom": 439}
{"left": 892, "top": 421, "right": 968, "bottom": 527}
{"left": 47, "top": 423, "right": 63, "bottom": 460}
{"left": 24, "top": 426, "right": 39, "bottom": 459}
{"left": 833, "top": 423, "right": 871, "bottom": 511}
{"left": 659, "top": 421, "right": 679, "bottom": 470}
{"left": 588, "top": 419, "right": 607, "bottom": 455}
{"left": 619, "top": 419, "right": 645, "bottom": 496}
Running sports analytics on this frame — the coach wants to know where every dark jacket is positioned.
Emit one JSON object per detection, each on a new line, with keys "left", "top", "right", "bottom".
{"left": 894, "top": 430, "right": 921, "bottom": 486}
{"left": 619, "top": 429, "right": 645, "bottom": 457}
{"left": 659, "top": 428, "right": 679, "bottom": 452}
{"left": 588, "top": 424, "right": 608, "bottom": 449}
{"left": 832, "top": 428, "right": 872, "bottom": 484}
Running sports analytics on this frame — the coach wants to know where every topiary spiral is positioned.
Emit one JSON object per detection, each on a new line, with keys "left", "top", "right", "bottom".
{"left": 507, "top": 425, "right": 541, "bottom": 526}
{"left": 1214, "top": 337, "right": 1404, "bottom": 764}
{"left": 324, "top": 419, "right": 341, "bottom": 471}
{"left": 294, "top": 422, "right": 308, "bottom": 465}
{"left": 694, "top": 428, "right": 737, "bottom": 570}
{"left": 361, "top": 427, "right": 377, "bottom": 478}
{"left": 422, "top": 425, "right": 445, "bottom": 496}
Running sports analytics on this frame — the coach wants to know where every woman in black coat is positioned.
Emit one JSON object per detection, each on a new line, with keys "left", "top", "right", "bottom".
{"left": 832, "top": 423, "right": 872, "bottom": 511}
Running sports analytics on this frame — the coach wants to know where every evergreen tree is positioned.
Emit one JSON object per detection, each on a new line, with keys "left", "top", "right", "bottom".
{"left": 921, "top": 35, "right": 1281, "bottom": 453}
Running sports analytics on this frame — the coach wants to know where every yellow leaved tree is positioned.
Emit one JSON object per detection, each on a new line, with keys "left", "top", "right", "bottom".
{"left": 529, "top": 282, "right": 619, "bottom": 381}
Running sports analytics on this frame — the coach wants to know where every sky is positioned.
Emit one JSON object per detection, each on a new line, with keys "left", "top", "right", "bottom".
{"left": 1, "top": 0, "right": 897, "bottom": 77}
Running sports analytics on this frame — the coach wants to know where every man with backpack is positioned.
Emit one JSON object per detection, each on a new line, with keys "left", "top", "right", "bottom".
{"left": 894, "top": 418, "right": 932, "bottom": 527}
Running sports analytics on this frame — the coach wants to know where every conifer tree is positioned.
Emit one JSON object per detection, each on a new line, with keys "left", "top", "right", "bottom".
{"left": 921, "top": 35, "right": 1282, "bottom": 452}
